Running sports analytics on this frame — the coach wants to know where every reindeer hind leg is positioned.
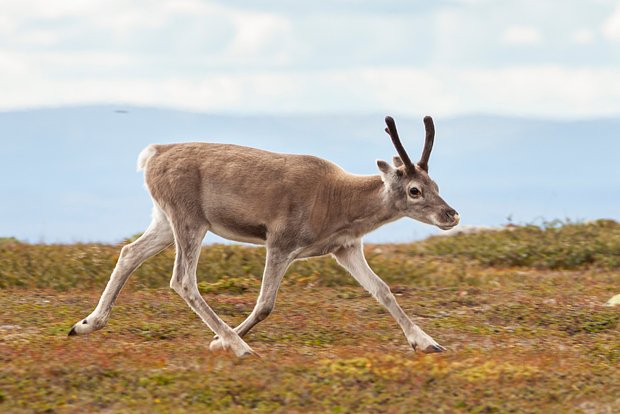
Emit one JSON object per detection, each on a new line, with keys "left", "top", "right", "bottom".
{"left": 69, "top": 204, "right": 174, "bottom": 336}
{"left": 167, "top": 216, "right": 257, "bottom": 357}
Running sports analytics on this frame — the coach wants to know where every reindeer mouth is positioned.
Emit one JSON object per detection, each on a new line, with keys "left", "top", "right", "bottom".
{"left": 437, "top": 223, "right": 458, "bottom": 231}
{"left": 436, "top": 214, "right": 460, "bottom": 231}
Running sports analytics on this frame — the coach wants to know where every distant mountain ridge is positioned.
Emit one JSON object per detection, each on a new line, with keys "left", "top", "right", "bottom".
{"left": 1, "top": 105, "right": 618, "bottom": 244}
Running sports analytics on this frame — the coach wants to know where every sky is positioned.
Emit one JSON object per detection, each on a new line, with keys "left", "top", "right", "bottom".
{"left": 1, "top": 1, "right": 619, "bottom": 244}
{"left": 1, "top": 0, "right": 620, "bottom": 118}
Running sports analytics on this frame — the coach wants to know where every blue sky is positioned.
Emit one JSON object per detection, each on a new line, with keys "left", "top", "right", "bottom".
{"left": 1, "top": 0, "right": 619, "bottom": 117}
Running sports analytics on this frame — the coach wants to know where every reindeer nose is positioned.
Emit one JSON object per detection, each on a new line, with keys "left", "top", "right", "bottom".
{"left": 445, "top": 209, "right": 459, "bottom": 221}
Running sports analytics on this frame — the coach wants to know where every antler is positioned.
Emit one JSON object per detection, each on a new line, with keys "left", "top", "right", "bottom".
{"left": 418, "top": 116, "right": 435, "bottom": 172}
{"left": 384, "top": 116, "right": 415, "bottom": 175}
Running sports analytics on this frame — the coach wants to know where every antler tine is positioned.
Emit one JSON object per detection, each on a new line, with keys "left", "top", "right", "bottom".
{"left": 418, "top": 116, "right": 435, "bottom": 172}
{"left": 384, "top": 116, "right": 415, "bottom": 175}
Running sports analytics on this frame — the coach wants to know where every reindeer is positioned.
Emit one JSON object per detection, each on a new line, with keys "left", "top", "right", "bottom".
{"left": 68, "top": 116, "right": 460, "bottom": 357}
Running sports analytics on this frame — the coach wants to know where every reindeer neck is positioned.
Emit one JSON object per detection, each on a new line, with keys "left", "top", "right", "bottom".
{"left": 334, "top": 173, "right": 400, "bottom": 236}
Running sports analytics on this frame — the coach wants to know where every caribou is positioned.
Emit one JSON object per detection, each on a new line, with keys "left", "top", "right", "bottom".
{"left": 68, "top": 116, "right": 460, "bottom": 357}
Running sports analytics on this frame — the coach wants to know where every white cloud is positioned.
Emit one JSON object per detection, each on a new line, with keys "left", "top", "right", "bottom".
{"left": 228, "top": 12, "right": 293, "bottom": 62}
{"left": 602, "top": 2, "right": 620, "bottom": 41}
{"left": 0, "top": 1, "right": 617, "bottom": 118}
{"left": 572, "top": 28, "right": 595, "bottom": 44}
{"left": 0, "top": 51, "right": 32, "bottom": 75}
{"left": 15, "top": 29, "right": 67, "bottom": 47}
{"left": 0, "top": 14, "right": 15, "bottom": 34}
{"left": 0, "top": 50, "right": 138, "bottom": 77}
{"left": 160, "top": 0, "right": 212, "bottom": 15}
{"left": 0, "top": 0, "right": 95, "bottom": 20}
{"left": 451, "top": 66, "right": 620, "bottom": 117}
{"left": 501, "top": 26, "right": 542, "bottom": 45}
{"left": 1, "top": 62, "right": 619, "bottom": 118}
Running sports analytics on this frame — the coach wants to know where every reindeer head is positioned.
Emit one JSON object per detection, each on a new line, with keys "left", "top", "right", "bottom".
{"left": 377, "top": 116, "right": 460, "bottom": 230}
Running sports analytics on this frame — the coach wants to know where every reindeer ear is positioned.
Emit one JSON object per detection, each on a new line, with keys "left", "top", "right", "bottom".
{"left": 392, "top": 156, "right": 404, "bottom": 168}
{"left": 376, "top": 160, "right": 393, "bottom": 175}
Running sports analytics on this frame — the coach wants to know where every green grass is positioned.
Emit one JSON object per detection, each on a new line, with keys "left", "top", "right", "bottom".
{"left": 416, "top": 219, "right": 620, "bottom": 269}
{"left": 2, "top": 220, "right": 619, "bottom": 291}
{"left": 1, "top": 221, "right": 619, "bottom": 413}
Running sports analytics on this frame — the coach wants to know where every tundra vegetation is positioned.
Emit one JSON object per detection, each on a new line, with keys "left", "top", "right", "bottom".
{"left": 1, "top": 220, "right": 619, "bottom": 413}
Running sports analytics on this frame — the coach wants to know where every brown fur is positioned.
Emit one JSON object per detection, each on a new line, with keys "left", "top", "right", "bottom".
{"left": 145, "top": 143, "right": 396, "bottom": 257}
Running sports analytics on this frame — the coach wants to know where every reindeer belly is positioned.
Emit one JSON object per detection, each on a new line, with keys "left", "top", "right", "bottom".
{"left": 197, "top": 187, "right": 276, "bottom": 244}
{"left": 208, "top": 219, "right": 267, "bottom": 245}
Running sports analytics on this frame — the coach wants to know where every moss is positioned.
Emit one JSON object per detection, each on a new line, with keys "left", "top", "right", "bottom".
{"left": 456, "top": 360, "right": 540, "bottom": 382}
{"left": 2, "top": 220, "right": 619, "bottom": 290}
{"left": 198, "top": 277, "right": 260, "bottom": 295}
{"left": 418, "top": 219, "right": 620, "bottom": 270}
{"left": 319, "top": 357, "right": 373, "bottom": 377}
{"left": 1, "top": 222, "right": 620, "bottom": 413}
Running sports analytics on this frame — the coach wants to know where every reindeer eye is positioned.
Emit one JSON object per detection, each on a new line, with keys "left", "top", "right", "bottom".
{"left": 409, "top": 187, "right": 421, "bottom": 197}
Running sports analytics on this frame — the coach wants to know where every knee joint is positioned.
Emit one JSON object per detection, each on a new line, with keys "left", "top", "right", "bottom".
{"left": 256, "top": 305, "right": 274, "bottom": 321}
{"left": 120, "top": 244, "right": 136, "bottom": 260}
{"left": 170, "top": 277, "right": 188, "bottom": 293}
{"left": 375, "top": 284, "right": 393, "bottom": 305}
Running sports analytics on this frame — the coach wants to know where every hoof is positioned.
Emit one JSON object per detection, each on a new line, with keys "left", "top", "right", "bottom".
{"left": 422, "top": 344, "right": 447, "bottom": 353}
{"left": 209, "top": 337, "right": 258, "bottom": 358}
{"left": 209, "top": 338, "right": 224, "bottom": 352}
{"left": 242, "top": 349, "right": 262, "bottom": 359}
{"left": 68, "top": 326, "right": 77, "bottom": 336}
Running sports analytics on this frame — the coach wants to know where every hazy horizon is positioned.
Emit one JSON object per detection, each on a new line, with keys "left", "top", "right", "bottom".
{"left": 2, "top": 105, "right": 618, "bottom": 245}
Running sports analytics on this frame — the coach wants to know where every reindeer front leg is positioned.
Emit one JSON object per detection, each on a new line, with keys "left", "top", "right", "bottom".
{"left": 333, "top": 240, "right": 445, "bottom": 353}
{"left": 210, "top": 247, "right": 293, "bottom": 351}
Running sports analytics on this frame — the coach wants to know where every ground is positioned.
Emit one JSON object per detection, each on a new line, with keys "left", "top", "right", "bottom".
{"left": 1, "top": 222, "right": 619, "bottom": 413}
